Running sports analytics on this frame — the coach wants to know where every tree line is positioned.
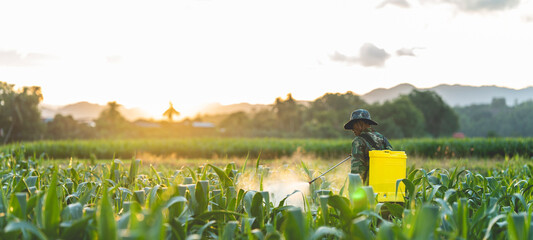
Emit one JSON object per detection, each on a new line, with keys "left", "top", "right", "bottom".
{"left": 3, "top": 81, "right": 532, "bottom": 142}
{"left": 455, "top": 98, "right": 533, "bottom": 137}
{"left": 0, "top": 82, "right": 213, "bottom": 141}
{"left": 217, "top": 90, "right": 459, "bottom": 139}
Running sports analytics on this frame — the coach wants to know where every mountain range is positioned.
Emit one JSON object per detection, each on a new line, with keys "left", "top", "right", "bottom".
{"left": 199, "top": 84, "right": 533, "bottom": 115}
{"left": 41, "top": 101, "right": 148, "bottom": 121}
{"left": 40, "top": 84, "right": 533, "bottom": 120}
{"left": 362, "top": 84, "right": 533, "bottom": 106}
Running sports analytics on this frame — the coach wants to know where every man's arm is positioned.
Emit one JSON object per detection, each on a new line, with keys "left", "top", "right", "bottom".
{"left": 351, "top": 138, "right": 368, "bottom": 174}
{"left": 383, "top": 137, "right": 393, "bottom": 150}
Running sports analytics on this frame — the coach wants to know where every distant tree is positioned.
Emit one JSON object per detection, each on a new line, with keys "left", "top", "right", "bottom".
{"left": 509, "top": 100, "right": 533, "bottom": 136}
{"left": 163, "top": 102, "right": 180, "bottom": 121}
{"left": 407, "top": 90, "right": 459, "bottom": 137}
{"left": 310, "top": 92, "right": 366, "bottom": 112}
{"left": 220, "top": 111, "right": 251, "bottom": 136}
{"left": 301, "top": 118, "right": 342, "bottom": 138}
{"left": 94, "top": 101, "right": 129, "bottom": 137}
{"left": 370, "top": 96, "right": 426, "bottom": 138}
{"left": 491, "top": 98, "right": 507, "bottom": 109}
{"left": 250, "top": 109, "right": 278, "bottom": 137}
{"left": 46, "top": 114, "right": 95, "bottom": 139}
{"left": 273, "top": 93, "right": 304, "bottom": 135}
{"left": 486, "top": 130, "right": 499, "bottom": 138}
{"left": 192, "top": 115, "right": 203, "bottom": 122}
{"left": 0, "top": 82, "right": 44, "bottom": 143}
{"left": 455, "top": 98, "right": 533, "bottom": 137}
{"left": 305, "top": 92, "right": 368, "bottom": 138}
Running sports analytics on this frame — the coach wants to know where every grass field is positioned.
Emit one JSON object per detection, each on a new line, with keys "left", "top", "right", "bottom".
{"left": 2, "top": 137, "right": 533, "bottom": 160}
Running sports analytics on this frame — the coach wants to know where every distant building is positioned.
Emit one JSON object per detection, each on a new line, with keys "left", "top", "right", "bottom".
{"left": 192, "top": 121, "right": 215, "bottom": 128}
{"left": 453, "top": 132, "right": 465, "bottom": 139}
{"left": 42, "top": 117, "right": 54, "bottom": 123}
{"left": 77, "top": 118, "right": 96, "bottom": 127}
{"left": 134, "top": 120, "right": 161, "bottom": 128}
{"left": 41, "top": 117, "right": 95, "bottom": 127}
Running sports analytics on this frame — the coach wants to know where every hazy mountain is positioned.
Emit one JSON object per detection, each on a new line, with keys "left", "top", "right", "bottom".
{"left": 360, "top": 83, "right": 416, "bottom": 104}
{"left": 362, "top": 84, "right": 533, "bottom": 106}
{"left": 198, "top": 102, "right": 271, "bottom": 115}
{"left": 41, "top": 101, "right": 148, "bottom": 121}
{"left": 40, "top": 84, "right": 533, "bottom": 120}
{"left": 193, "top": 84, "right": 533, "bottom": 115}
{"left": 196, "top": 100, "right": 311, "bottom": 115}
{"left": 429, "top": 85, "right": 533, "bottom": 106}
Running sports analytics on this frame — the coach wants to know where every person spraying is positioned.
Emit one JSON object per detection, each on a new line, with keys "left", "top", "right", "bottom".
{"left": 343, "top": 109, "right": 392, "bottom": 185}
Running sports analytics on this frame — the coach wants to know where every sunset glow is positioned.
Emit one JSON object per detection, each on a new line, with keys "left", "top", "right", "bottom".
{"left": 1, "top": 0, "right": 532, "bottom": 119}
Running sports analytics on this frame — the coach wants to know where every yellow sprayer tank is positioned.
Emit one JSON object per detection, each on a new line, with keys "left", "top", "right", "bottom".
{"left": 369, "top": 150, "right": 406, "bottom": 202}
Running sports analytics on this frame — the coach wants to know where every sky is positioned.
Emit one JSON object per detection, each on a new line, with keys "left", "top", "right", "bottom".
{"left": 1, "top": 0, "right": 532, "bottom": 118}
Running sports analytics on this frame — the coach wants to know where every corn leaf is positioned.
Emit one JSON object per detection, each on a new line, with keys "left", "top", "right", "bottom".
{"left": 43, "top": 168, "right": 60, "bottom": 238}
{"left": 5, "top": 221, "right": 48, "bottom": 240}
{"left": 207, "top": 164, "right": 234, "bottom": 188}
{"left": 97, "top": 187, "right": 117, "bottom": 240}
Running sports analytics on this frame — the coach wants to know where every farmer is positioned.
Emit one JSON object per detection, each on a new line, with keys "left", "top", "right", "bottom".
{"left": 344, "top": 109, "right": 392, "bottom": 185}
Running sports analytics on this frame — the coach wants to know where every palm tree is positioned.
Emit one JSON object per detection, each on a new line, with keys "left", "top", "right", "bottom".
{"left": 163, "top": 102, "right": 180, "bottom": 121}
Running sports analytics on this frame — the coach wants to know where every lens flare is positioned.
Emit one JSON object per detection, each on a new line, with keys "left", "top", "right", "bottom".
{"left": 350, "top": 187, "right": 366, "bottom": 201}
{"left": 350, "top": 187, "right": 369, "bottom": 212}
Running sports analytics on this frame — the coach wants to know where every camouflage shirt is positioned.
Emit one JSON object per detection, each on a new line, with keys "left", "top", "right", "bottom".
{"left": 351, "top": 128, "right": 393, "bottom": 185}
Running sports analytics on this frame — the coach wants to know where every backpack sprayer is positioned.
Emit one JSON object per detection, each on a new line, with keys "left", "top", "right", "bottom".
{"left": 308, "top": 151, "right": 407, "bottom": 203}
{"left": 308, "top": 155, "right": 351, "bottom": 184}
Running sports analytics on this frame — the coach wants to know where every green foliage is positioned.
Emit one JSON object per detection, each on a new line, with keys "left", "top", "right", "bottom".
{"left": 3, "top": 81, "right": 531, "bottom": 140}
{"left": 204, "top": 90, "right": 454, "bottom": 138}
{"left": 46, "top": 114, "right": 95, "bottom": 139}
{"left": 0, "top": 82, "right": 478, "bottom": 140}
{"left": 273, "top": 93, "right": 304, "bottom": 135}
{"left": 370, "top": 96, "right": 426, "bottom": 138}
{"left": 302, "top": 92, "right": 367, "bottom": 138}
{"left": 98, "top": 187, "right": 117, "bottom": 240}
{"left": 4, "top": 137, "right": 533, "bottom": 160}
{"left": 394, "top": 137, "right": 533, "bottom": 158}
{"left": 1, "top": 146, "right": 533, "bottom": 239}
{"left": 43, "top": 167, "right": 60, "bottom": 238}
{"left": 0, "top": 81, "right": 44, "bottom": 143}
{"left": 219, "top": 112, "right": 251, "bottom": 137}
{"left": 408, "top": 90, "right": 459, "bottom": 137}
{"left": 94, "top": 101, "right": 130, "bottom": 138}
{"left": 456, "top": 98, "right": 533, "bottom": 137}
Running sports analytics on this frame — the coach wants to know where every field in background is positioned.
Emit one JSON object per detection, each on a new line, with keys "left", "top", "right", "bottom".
{"left": 2, "top": 137, "right": 533, "bottom": 160}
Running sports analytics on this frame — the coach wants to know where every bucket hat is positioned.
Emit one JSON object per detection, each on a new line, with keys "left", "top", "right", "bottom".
{"left": 343, "top": 109, "right": 378, "bottom": 130}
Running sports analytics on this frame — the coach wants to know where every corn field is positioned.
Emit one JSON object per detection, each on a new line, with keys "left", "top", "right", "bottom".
{"left": 1, "top": 148, "right": 533, "bottom": 239}
{"left": 2, "top": 137, "right": 533, "bottom": 160}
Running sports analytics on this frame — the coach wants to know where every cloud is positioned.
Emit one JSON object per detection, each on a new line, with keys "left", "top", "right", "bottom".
{"left": 330, "top": 51, "right": 356, "bottom": 63}
{"left": 377, "top": 0, "right": 411, "bottom": 8}
{"left": 106, "top": 55, "right": 122, "bottom": 64}
{"left": 396, "top": 48, "right": 416, "bottom": 56}
{"left": 524, "top": 15, "right": 533, "bottom": 23}
{"left": 0, "top": 50, "right": 54, "bottom": 67}
{"left": 330, "top": 43, "right": 391, "bottom": 67}
{"left": 358, "top": 43, "right": 391, "bottom": 67}
{"left": 440, "top": 0, "right": 521, "bottom": 12}
{"left": 396, "top": 47, "right": 424, "bottom": 57}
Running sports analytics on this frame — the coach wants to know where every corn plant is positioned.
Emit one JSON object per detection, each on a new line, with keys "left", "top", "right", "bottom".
{"left": 2, "top": 146, "right": 533, "bottom": 239}
{"left": 2, "top": 137, "right": 532, "bottom": 160}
